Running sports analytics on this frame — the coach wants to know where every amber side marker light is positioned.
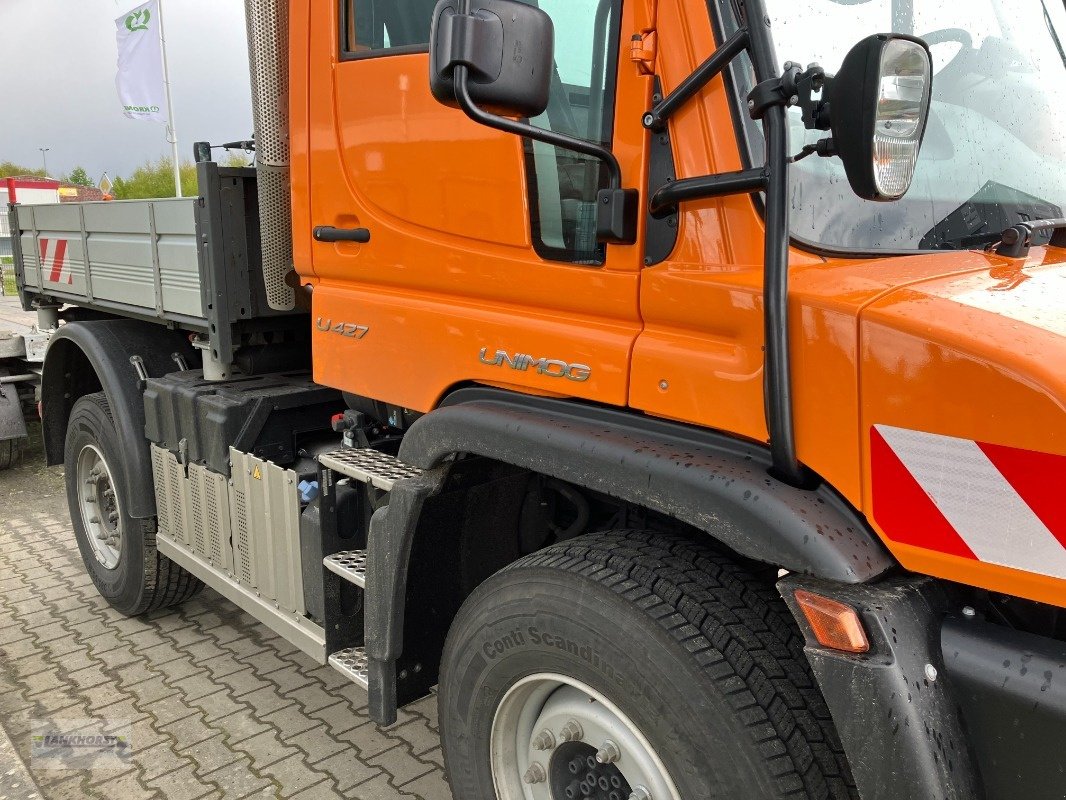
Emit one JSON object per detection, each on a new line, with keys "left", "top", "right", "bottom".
{"left": 794, "top": 590, "right": 870, "bottom": 654}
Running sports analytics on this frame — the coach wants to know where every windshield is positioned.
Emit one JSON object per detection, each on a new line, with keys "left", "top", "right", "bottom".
{"left": 729, "top": 0, "right": 1066, "bottom": 253}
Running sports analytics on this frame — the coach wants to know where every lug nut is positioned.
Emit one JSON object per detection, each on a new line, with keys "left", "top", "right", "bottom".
{"left": 523, "top": 762, "right": 547, "bottom": 784}
{"left": 560, "top": 719, "right": 584, "bottom": 742}
{"left": 595, "top": 740, "right": 621, "bottom": 765}
{"left": 629, "top": 787, "right": 652, "bottom": 800}
{"left": 532, "top": 729, "right": 556, "bottom": 751}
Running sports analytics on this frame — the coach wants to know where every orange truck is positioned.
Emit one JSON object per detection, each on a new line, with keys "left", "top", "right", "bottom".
{"left": 8, "top": 0, "right": 1066, "bottom": 797}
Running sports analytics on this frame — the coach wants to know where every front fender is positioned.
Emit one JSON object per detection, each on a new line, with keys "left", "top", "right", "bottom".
{"left": 400, "top": 388, "right": 896, "bottom": 583}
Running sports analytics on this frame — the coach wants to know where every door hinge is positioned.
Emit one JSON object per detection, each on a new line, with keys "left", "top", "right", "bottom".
{"left": 630, "top": 30, "right": 657, "bottom": 75}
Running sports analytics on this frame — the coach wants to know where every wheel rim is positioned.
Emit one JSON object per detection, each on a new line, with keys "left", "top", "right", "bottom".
{"left": 76, "top": 443, "right": 122, "bottom": 570}
{"left": 491, "top": 673, "right": 682, "bottom": 800}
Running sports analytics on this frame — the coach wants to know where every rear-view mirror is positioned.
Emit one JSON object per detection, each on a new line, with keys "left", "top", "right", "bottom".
{"left": 429, "top": 0, "right": 554, "bottom": 119}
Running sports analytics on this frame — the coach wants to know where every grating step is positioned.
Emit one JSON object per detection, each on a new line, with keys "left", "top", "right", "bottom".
{"left": 324, "top": 550, "right": 367, "bottom": 589}
{"left": 328, "top": 647, "right": 369, "bottom": 690}
{"left": 318, "top": 448, "right": 423, "bottom": 492}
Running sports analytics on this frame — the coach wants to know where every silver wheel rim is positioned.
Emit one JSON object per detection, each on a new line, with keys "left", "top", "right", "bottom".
{"left": 76, "top": 443, "right": 122, "bottom": 570}
{"left": 491, "top": 673, "right": 682, "bottom": 800}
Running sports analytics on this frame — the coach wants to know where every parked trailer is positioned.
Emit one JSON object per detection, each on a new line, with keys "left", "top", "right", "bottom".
{"left": 11, "top": 0, "right": 1066, "bottom": 798}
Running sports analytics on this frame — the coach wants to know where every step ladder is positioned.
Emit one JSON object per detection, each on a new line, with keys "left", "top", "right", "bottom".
{"left": 316, "top": 447, "right": 422, "bottom": 691}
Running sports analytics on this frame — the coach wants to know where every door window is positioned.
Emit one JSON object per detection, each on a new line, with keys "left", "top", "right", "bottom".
{"left": 341, "top": 0, "right": 437, "bottom": 57}
{"left": 525, "top": 0, "right": 623, "bottom": 265}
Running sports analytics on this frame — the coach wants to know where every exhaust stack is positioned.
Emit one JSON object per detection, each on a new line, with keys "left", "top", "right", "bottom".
{"left": 245, "top": 0, "right": 295, "bottom": 311}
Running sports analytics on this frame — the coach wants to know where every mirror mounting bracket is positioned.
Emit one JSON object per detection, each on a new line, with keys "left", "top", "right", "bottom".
{"left": 451, "top": 64, "right": 637, "bottom": 244}
{"left": 747, "top": 61, "right": 831, "bottom": 128}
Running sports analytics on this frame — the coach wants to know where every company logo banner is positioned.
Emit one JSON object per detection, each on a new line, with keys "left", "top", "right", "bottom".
{"left": 115, "top": 0, "right": 165, "bottom": 122}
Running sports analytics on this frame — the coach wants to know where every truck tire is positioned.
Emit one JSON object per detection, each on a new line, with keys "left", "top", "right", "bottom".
{"left": 64, "top": 392, "right": 201, "bottom": 615}
{"left": 0, "top": 437, "right": 23, "bottom": 470}
{"left": 439, "top": 530, "right": 856, "bottom": 800}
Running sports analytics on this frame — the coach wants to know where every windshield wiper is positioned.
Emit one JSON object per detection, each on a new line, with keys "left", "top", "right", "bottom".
{"left": 997, "top": 218, "right": 1066, "bottom": 257}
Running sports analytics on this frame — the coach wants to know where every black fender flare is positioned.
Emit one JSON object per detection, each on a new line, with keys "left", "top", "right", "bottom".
{"left": 399, "top": 388, "right": 895, "bottom": 583}
{"left": 41, "top": 320, "right": 195, "bottom": 519}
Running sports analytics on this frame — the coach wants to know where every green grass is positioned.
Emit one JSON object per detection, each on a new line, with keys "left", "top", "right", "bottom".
{"left": 2, "top": 270, "right": 16, "bottom": 296}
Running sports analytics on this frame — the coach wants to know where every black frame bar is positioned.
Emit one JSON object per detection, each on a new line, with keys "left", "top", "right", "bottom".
{"left": 646, "top": 0, "right": 807, "bottom": 486}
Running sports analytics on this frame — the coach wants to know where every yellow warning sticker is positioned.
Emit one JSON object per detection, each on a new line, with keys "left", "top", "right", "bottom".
{"left": 252, "top": 466, "right": 262, "bottom": 481}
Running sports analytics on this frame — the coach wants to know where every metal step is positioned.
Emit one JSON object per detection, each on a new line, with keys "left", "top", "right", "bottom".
{"left": 328, "top": 647, "right": 369, "bottom": 690}
{"left": 324, "top": 550, "right": 367, "bottom": 589}
{"left": 318, "top": 448, "right": 423, "bottom": 492}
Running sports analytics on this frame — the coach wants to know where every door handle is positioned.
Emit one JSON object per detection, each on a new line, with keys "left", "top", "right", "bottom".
{"left": 313, "top": 226, "right": 371, "bottom": 243}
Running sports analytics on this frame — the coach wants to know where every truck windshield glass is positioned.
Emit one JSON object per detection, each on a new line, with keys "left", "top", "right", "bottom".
{"left": 729, "top": 0, "right": 1066, "bottom": 253}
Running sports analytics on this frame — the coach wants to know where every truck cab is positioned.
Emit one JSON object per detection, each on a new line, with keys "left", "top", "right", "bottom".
{"left": 11, "top": 0, "right": 1066, "bottom": 798}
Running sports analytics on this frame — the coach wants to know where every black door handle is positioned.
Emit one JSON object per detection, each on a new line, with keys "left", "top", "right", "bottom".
{"left": 314, "top": 226, "right": 371, "bottom": 243}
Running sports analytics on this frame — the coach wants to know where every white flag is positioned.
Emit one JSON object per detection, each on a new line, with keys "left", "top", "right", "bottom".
{"left": 115, "top": 1, "right": 166, "bottom": 123}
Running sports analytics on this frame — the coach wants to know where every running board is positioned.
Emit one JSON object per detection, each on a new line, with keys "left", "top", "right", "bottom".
{"left": 324, "top": 550, "right": 367, "bottom": 589}
{"left": 318, "top": 448, "right": 423, "bottom": 492}
{"left": 328, "top": 647, "right": 370, "bottom": 690}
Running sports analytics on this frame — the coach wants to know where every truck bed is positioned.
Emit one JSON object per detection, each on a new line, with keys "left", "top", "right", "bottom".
{"left": 14, "top": 198, "right": 205, "bottom": 328}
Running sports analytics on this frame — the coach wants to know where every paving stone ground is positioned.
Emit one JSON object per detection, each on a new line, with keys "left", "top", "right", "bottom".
{"left": 0, "top": 425, "right": 453, "bottom": 800}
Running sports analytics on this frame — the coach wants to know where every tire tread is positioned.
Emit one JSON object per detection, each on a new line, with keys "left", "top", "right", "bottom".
{"left": 502, "top": 530, "right": 857, "bottom": 799}
{"left": 71, "top": 393, "right": 202, "bottom": 615}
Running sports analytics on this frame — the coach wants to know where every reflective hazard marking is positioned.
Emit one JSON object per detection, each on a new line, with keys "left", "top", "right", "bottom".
{"left": 872, "top": 425, "right": 1066, "bottom": 580}
{"left": 39, "top": 238, "right": 72, "bottom": 286}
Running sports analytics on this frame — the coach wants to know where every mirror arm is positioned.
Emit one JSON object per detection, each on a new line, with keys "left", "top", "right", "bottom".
{"left": 453, "top": 65, "right": 623, "bottom": 190}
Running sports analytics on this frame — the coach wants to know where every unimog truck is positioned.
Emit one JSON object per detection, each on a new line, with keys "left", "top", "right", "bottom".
{"left": 9, "top": 0, "right": 1066, "bottom": 797}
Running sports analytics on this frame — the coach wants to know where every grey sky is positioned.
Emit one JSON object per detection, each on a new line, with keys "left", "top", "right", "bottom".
{"left": 0, "top": 0, "right": 253, "bottom": 183}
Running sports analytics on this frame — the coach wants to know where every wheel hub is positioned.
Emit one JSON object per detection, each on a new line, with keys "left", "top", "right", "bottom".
{"left": 550, "top": 741, "right": 631, "bottom": 800}
{"left": 491, "top": 674, "right": 680, "bottom": 800}
{"left": 76, "top": 444, "right": 122, "bottom": 570}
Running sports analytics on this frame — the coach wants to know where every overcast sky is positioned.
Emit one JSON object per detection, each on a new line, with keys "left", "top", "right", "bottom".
{"left": 0, "top": 0, "right": 253, "bottom": 182}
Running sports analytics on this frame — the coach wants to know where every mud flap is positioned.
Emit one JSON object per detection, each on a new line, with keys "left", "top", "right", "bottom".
{"left": 0, "top": 383, "right": 28, "bottom": 443}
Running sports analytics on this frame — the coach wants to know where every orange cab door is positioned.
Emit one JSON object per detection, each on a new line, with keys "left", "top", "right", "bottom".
{"left": 305, "top": 0, "right": 651, "bottom": 413}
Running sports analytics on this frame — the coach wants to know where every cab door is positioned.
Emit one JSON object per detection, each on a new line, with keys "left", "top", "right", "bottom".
{"left": 305, "top": 0, "right": 652, "bottom": 413}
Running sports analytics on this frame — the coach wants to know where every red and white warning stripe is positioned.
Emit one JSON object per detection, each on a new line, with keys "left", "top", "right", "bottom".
{"left": 38, "top": 237, "right": 72, "bottom": 286}
{"left": 871, "top": 425, "right": 1066, "bottom": 580}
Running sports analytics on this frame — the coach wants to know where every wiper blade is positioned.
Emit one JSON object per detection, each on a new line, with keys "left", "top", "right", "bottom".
{"left": 996, "top": 218, "right": 1066, "bottom": 257}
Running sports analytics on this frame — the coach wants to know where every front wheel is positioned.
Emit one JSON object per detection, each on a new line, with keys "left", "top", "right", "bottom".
{"left": 439, "top": 530, "right": 856, "bottom": 800}
{"left": 64, "top": 392, "right": 201, "bottom": 615}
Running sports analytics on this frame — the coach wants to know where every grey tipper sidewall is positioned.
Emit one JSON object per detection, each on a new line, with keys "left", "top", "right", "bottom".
{"left": 490, "top": 673, "right": 681, "bottom": 800}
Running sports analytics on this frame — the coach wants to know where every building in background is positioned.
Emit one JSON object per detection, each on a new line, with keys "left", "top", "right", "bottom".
{"left": 1, "top": 177, "right": 110, "bottom": 261}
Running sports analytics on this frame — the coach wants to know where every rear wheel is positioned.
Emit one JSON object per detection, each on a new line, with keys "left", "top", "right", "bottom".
{"left": 0, "top": 437, "right": 23, "bottom": 471}
{"left": 439, "top": 530, "right": 856, "bottom": 800}
{"left": 64, "top": 392, "right": 202, "bottom": 615}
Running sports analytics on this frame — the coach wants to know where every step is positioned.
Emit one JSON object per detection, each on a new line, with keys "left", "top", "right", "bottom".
{"left": 318, "top": 447, "right": 423, "bottom": 492}
{"left": 324, "top": 550, "right": 367, "bottom": 589}
{"left": 328, "top": 647, "right": 369, "bottom": 690}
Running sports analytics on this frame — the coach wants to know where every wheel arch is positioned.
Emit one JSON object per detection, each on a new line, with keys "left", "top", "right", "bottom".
{"left": 361, "top": 388, "right": 898, "bottom": 724}
{"left": 400, "top": 387, "right": 896, "bottom": 584}
{"left": 42, "top": 320, "right": 195, "bottom": 519}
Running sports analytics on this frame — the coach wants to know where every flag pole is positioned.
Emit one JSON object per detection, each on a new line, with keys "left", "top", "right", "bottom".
{"left": 157, "top": 0, "right": 182, "bottom": 197}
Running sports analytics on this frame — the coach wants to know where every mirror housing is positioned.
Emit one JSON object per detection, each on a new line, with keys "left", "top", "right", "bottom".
{"left": 829, "top": 33, "right": 932, "bottom": 201}
{"left": 429, "top": 0, "right": 554, "bottom": 119}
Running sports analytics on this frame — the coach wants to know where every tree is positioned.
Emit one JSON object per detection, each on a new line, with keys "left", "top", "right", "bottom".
{"left": 110, "top": 157, "right": 198, "bottom": 200}
{"left": 67, "top": 166, "right": 94, "bottom": 187}
{"left": 0, "top": 161, "right": 47, "bottom": 179}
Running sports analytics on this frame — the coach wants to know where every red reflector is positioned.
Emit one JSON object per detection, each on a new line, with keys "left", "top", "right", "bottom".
{"left": 794, "top": 590, "right": 870, "bottom": 654}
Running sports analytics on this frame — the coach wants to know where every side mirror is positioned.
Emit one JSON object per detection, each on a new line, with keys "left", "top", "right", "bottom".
{"left": 429, "top": 0, "right": 554, "bottom": 119}
{"left": 829, "top": 33, "right": 932, "bottom": 201}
